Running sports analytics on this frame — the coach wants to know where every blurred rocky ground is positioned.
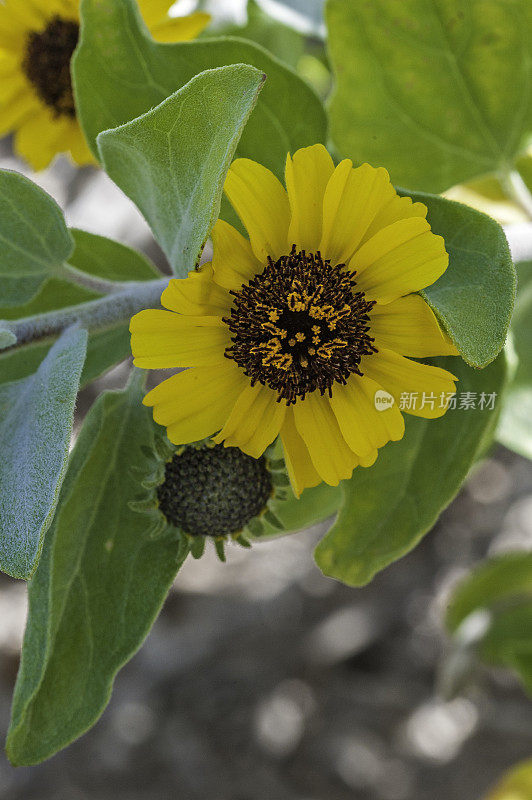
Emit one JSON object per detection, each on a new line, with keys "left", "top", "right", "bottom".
{"left": 1, "top": 142, "right": 532, "bottom": 800}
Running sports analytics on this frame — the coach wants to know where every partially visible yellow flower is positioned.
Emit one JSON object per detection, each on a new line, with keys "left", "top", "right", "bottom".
{"left": 0, "top": 0, "right": 210, "bottom": 170}
{"left": 131, "top": 145, "right": 459, "bottom": 496}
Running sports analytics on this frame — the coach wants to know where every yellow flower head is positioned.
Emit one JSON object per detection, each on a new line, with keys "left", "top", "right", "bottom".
{"left": 131, "top": 145, "right": 459, "bottom": 496}
{"left": 0, "top": 0, "right": 210, "bottom": 171}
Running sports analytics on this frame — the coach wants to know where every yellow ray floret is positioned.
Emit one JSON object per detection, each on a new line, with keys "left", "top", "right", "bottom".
{"left": 131, "top": 144, "right": 460, "bottom": 496}
{"left": 0, "top": 0, "right": 210, "bottom": 171}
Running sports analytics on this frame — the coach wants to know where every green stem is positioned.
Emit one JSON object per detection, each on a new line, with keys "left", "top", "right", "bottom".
{"left": 1, "top": 277, "right": 168, "bottom": 350}
{"left": 501, "top": 169, "right": 532, "bottom": 221}
{"left": 55, "top": 262, "right": 134, "bottom": 295}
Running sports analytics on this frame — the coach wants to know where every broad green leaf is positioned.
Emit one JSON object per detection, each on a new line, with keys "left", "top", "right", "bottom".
{"left": 67, "top": 229, "right": 160, "bottom": 281}
{"left": 0, "top": 279, "right": 97, "bottom": 322}
{"left": 0, "top": 170, "right": 73, "bottom": 306}
{"left": 498, "top": 260, "right": 532, "bottom": 459}
{"left": 1, "top": 229, "right": 160, "bottom": 321}
{"left": 483, "top": 759, "right": 532, "bottom": 800}
{"left": 259, "top": 482, "right": 342, "bottom": 539}
{"left": 447, "top": 552, "right": 532, "bottom": 695}
{"left": 218, "top": 0, "right": 304, "bottom": 68}
{"left": 0, "top": 325, "right": 130, "bottom": 389}
{"left": 327, "top": 0, "right": 532, "bottom": 192}
{"left": 315, "top": 353, "right": 507, "bottom": 587}
{"left": 402, "top": 190, "right": 515, "bottom": 368}
{"left": 7, "top": 373, "right": 189, "bottom": 766}
{"left": 0, "top": 327, "right": 87, "bottom": 580}
{"left": 73, "top": 0, "right": 327, "bottom": 179}
{"left": 98, "top": 65, "right": 264, "bottom": 275}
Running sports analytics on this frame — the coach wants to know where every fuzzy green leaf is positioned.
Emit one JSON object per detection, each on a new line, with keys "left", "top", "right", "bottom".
{"left": 0, "top": 327, "right": 87, "bottom": 580}
{"left": 483, "top": 758, "right": 532, "bottom": 800}
{"left": 67, "top": 229, "right": 160, "bottom": 281}
{"left": 402, "top": 190, "right": 515, "bottom": 368}
{"left": 0, "top": 325, "right": 131, "bottom": 389}
{"left": 98, "top": 65, "right": 264, "bottom": 275}
{"left": 498, "top": 260, "right": 532, "bottom": 459}
{"left": 259, "top": 483, "right": 342, "bottom": 538}
{"left": 0, "top": 170, "right": 73, "bottom": 306}
{"left": 0, "top": 279, "right": 98, "bottom": 322}
{"left": 446, "top": 552, "right": 532, "bottom": 695}
{"left": 327, "top": 0, "right": 532, "bottom": 192}
{"left": 314, "top": 353, "right": 507, "bottom": 586}
{"left": 219, "top": 0, "right": 305, "bottom": 69}
{"left": 73, "top": 0, "right": 327, "bottom": 179}
{"left": 6, "top": 373, "right": 188, "bottom": 765}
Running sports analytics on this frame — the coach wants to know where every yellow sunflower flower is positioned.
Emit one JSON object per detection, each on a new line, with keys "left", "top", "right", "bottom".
{"left": 131, "top": 144, "right": 459, "bottom": 496}
{"left": 0, "top": 0, "right": 210, "bottom": 171}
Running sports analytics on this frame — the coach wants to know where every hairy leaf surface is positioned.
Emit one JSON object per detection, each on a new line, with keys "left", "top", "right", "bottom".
{"left": 0, "top": 327, "right": 87, "bottom": 579}
{"left": 7, "top": 373, "right": 188, "bottom": 765}
{"left": 315, "top": 353, "right": 507, "bottom": 586}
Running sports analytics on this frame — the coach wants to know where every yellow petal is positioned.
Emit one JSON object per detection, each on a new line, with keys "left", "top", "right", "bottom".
{"left": 3, "top": 0, "right": 46, "bottom": 30}
{"left": 130, "top": 309, "right": 229, "bottom": 368}
{"left": 280, "top": 407, "right": 322, "bottom": 497}
{"left": 293, "top": 393, "right": 359, "bottom": 486}
{"left": 211, "top": 219, "right": 262, "bottom": 291}
{"left": 285, "top": 143, "right": 334, "bottom": 252}
{"left": 0, "top": 87, "right": 37, "bottom": 137}
{"left": 143, "top": 362, "right": 246, "bottom": 445}
{"left": 214, "top": 382, "right": 285, "bottom": 459}
{"left": 0, "top": 8, "right": 26, "bottom": 50}
{"left": 360, "top": 193, "right": 428, "bottom": 246}
{"left": 352, "top": 218, "right": 449, "bottom": 304}
{"left": 319, "top": 160, "right": 396, "bottom": 265}
{"left": 162, "top": 266, "right": 232, "bottom": 315}
{"left": 362, "top": 348, "right": 457, "bottom": 419}
{"left": 0, "top": 53, "right": 22, "bottom": 83}
{"left": 15, "top": 108, "right": 71, "bottom": 171}
{"left": 224, "top": 158, "right": 290, "bottom": 262}
{"left": 330, "top": 373, "right": 405, "bottom": 454}
{"left": 149, "top": 12, "right": 211, "bottom": 42}
{"left": 136, "top": 0, "right": 173, "bottom": 26}
{"left": 370, "top": 294, "right": 458, "bottom": 356}
{"left": 66, "top": 121, "right": 96, "bottom": 166}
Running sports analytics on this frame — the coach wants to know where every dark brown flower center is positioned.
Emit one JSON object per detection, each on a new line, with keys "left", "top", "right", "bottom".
{"left": 224, "top": 247, "right": 377, "bottom": 405}
{"left": 23, "top": 16, "right": 79, "bottom": 118}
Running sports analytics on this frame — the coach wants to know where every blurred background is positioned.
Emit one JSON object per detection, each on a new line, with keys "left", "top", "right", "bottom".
{"left": 0, "top": 1, "right": 531, "bottom": 798}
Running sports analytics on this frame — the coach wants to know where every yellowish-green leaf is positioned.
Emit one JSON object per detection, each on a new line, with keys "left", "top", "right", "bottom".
{"left": 327, "top": 0, "right": 532, "bottom": 192}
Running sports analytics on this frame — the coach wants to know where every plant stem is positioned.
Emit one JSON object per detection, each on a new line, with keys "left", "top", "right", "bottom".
{"left": 55, "top": 263, "right": 134, "bottom": 295}
{"left": 1, "top": 277, "right": 168, "bottom": 350}
{"left": 501, "top": 170, "right": 532, "bottom": 221}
